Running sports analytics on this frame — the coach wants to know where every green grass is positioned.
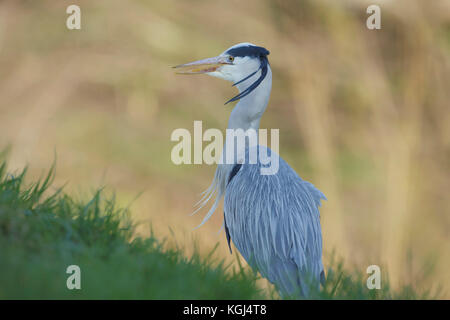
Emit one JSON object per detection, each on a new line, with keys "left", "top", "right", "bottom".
{"left": 0, "top": 160, "right": 438, "bottom": 299}
{"left": 0, "top": 161, "right": 263, "bottom": 299}
{"left": 314, "top": 255, "right": 439, "bottom": 300}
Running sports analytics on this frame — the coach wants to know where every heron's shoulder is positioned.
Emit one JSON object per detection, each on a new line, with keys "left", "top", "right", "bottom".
{"left": 240, "top": 145, "right": 294, "bottom": 175}
{"left": 232, "top": 145, "right": 327, "bottom": 204}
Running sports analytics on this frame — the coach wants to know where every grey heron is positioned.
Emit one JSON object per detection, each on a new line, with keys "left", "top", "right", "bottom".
{"left": 174, "top": 43, "right": 326, "bottom": 298}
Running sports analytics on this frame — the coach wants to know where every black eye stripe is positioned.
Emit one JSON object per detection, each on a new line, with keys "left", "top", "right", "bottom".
{"left": 224, "top": 45, "right": 270, "bottom": 105}
{"left": 226, "top": 45, "right": 270, "bottom": 58}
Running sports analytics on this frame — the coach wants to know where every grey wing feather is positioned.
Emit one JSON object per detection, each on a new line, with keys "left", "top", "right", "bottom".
{"left": 224, "top": 146, "right": 326, "bottom": 298}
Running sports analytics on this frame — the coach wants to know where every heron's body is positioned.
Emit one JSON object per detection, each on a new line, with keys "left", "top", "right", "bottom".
{"left": 175, "top": 43, "right": 326, "bottom": 298}
{"left": 225, "top": 146, "right": 325, "bottom": 297}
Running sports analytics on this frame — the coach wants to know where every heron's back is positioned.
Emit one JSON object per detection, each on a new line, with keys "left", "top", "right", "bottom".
{"left": 224, "top": 146, "right": 326, "bottom": 298}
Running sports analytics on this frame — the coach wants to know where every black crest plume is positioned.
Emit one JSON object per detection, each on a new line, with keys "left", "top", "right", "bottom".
{"left": 224, "top": 45, "right": 270, "bottom": 104}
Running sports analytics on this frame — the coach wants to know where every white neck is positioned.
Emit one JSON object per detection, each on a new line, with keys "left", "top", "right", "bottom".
{"left": 195, "top": 65, "right": 272, "bottom": 227}
{"left": 227, "top": 65, "right": 272, "bottom": 132}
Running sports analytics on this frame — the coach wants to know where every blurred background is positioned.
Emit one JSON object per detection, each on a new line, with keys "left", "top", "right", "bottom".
{"left": 0, "top": 0, "right": 448, "bottom": 296}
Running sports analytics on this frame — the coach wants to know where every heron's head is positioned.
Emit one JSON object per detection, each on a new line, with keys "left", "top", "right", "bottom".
{"left": 174, "top": 42, "right": 270, "bottom": 104}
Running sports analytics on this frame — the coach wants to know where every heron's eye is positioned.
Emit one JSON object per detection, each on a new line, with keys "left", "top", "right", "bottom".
{"left": 228, "top": 56, "right": 234, "bottom": 63}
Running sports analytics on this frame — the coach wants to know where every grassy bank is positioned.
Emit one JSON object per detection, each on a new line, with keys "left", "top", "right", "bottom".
{"left": 0, "top": 161, "right": 264, "bottom": 299}
{"left": 0, "top": 161, "right": 437, "bottom": 299}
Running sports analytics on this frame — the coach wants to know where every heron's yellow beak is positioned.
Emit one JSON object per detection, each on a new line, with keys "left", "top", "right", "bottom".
{"left": 173, "top": 56, "right": 229, "bottom": 74}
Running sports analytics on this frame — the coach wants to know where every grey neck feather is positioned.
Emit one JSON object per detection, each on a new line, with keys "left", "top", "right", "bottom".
{"left": 227, "top": 65, "right": 272, "bottom": 132}
{"left": 194, "top": 65, "right": 272, "bottom": 227}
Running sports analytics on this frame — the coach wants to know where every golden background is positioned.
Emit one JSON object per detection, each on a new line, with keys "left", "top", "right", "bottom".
{"left": 1, "top": 0, "right": 449, "bottom": 296}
